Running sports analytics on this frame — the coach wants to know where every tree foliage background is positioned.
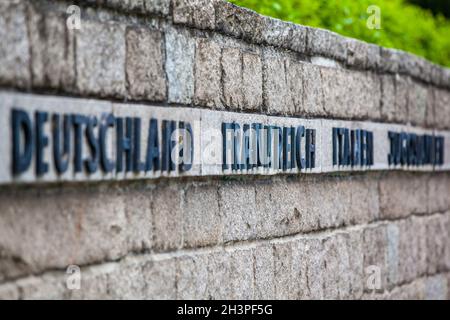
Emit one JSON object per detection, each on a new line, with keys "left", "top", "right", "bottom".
{"left": 229, "top": 0, "right": 450, "bottom": 67}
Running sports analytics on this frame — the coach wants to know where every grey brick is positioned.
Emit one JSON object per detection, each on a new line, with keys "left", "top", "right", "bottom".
{"left": 394, "top": 75, "right": 409, "bottom": 123}
{"left": 194, "top": 39, "right": 222, "bottom": 108}
{"left": 379, "top": 48, "right": 401, "bottom": 73}
{"left": 346, "top": 230, "right": 365, "bottom": 299}
{"left": 219, "top": 181, "right": 257, "bottom": 242}
{"left": 242, "top": 52, "right": 263, "bottom": 111}
{"left": 319, "top": 231, "right": 363, "bottom": 299}
{"left": 407, "top": 80, "right": 429, "bottom": 126}
{"left": 165, "top": 27, "right": 195, "bottom": 104}
{"left": 425, "top": 215, "right": 449, "bottom": 274}
{"left": 126, "top": 27, "right": 167, "bottom": 101}
{"left": 263, "top": 53, "right": 295, "bottom": 115}
{"left": 428, "top": 173, "right": 450, "bottom": 214}
{"left": 254, "top": 178, "right": 308, "bottom": 238}
{"left": 206, "top": 251, "right": 232, "bottom": 299}
{"left": 0, "top": 1, "right": 30, "bottom": 87}
{"left": 0, "top": 187, "right": 127, "bottom": 281}
{"left": 76, "top": 21, "right": 126, "bottom": 97}
{"left": 386, "top": 223, "right": 400, "bottom": 286}
{"left": 229, "top": 249, "right": 254, "bottom": 299}
{"left": 176, "top": 253, "right": 209, "bottom": 299}
{"left": 306, "top": 27, "right": 347, "bottom": 62}
{"left": 363, "top": 225, "right": 388, "bottom": 291}
{"left": 434, "top": 88, "right": 450, "bottom": 129}
{"left": 107, "top": 258, "right": 145, "bottom": 299}
{"left": 183, "top": 183, "right": 221, "bottom": 247}
{"left": 379, "top": 173, "right": 428, "bottom": 219}
{"left": 221, "top": 49, "right": 263, "bottom": 111}
{"left": 27, "top": 7, "right": 75, "bottom": 90}
{"left": 321, "top": 68, "right": 381, "bottom": 119}
{"left": 122, "top": 187, "right": 153, "bottom": 252}
{"left": 0, "top": 283, "right": 19, "bottom": 300}
{"left": 68, "top": 264, "right": 113, "bottom": 299}
{"left": 380, "top": 75, "right": 396, "bottom": 122}
{"left": 366, "top": 43, "right": 381, "bottom": 71}
{"left": 144, "top": 0, "right": 171, "bottom": 15}
{"left": 16, "top": 274, "right": 68, "bottom": 300}
{"left": 380, "top": 74, "right": 409, "bottom": 124}
{"left": 292, "top": 238, "right": 325, "bottom": 299}
{"left": 262, "top": 18, "right": 307, "bottom": 53}
{"left": 152, "top": 184, "right": 183, "bottom": 251}
{"left": 395, "top": 218, "right": 427, "bottom": 284}
{"left": 286, "top": 58, "right": 303, "bottom": 113}
{"left": 141, "top": 258, "right": 177, "bottom": 299}
{"left": 173, "top": 0, "right": 216, "bottom": 30}
{"left": 215, "top": 1, "right": 265, "bottom": 43}
{"left": 301, "top": 62, "right": 325, "bottom": 116}
{"left": 273, "top": 242, "right": 293, "bottom": 299}
{"left": 384, "top": 279, "right": 425, "bottom": 300}
{"left": 253, "top": 245, "right": 275, "bottom": 300}
{"left": 425, "top": 275, "right": 448, "bottom": 300}
{"left": 346, "top": 39, "right": 368, "bottom": 69}
{"left": 222, "top": 47, "right": 243, "bottom": 109}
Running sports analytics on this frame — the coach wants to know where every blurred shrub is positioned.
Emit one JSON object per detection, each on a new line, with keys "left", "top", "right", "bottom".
{"left": 229, "top": 0, "right": 450, "bottom": 67}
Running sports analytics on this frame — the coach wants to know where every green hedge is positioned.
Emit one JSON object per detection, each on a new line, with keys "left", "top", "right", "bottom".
{"left": 229, "top": 0, "right": 450, "bottom": 67}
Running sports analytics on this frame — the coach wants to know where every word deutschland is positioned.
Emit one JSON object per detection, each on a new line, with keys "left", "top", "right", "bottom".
{"left": 11, "top": 109, "right": 194, "bottom": 176}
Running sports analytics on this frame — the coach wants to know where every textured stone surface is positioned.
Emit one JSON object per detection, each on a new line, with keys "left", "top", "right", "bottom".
{"left": 221, "top": 48, "right": 263, "bottom": 111}
{"left": 425, "top": 214, "right": 449, "bottom": 274}
{"left": 321, "top": 68, "right": 381, "bottom": 119}
{"left": 126, "top": 27, "right": 167, "bottom": 101}
{"left": 176, "top": 253, "right": 209, "bottom": 299}
{"left": 219, "top": 181, "right": 257, "bottom": 242}
{"left": 363, "top": 225, "right": 389, "bottom": 291}
{"left": 182, "top": 183, "right": 221, "bottom": 247}
{"left": 76, "top": 21, "right": 126, "bottom": 97}
{"left": 273, "top": 242, "right": 294, "bottom": 299}
{"left": 122, "top": 186, "right": 153, "bottom": 252}
{"left": 194, "top": 39, "right": 223, "bottom": 108}
{"left": 27, "top": 6, "right": 75, "bottom": 90}
{"left": 152, "top": 184, "right": 183, "bottom": 251}
{"left": 379, "top": 48, "right": 401, "bottom": 74}
{"left": 286, "top": 58, "right": 304, "bottom": 113}
{"left": 215, "top": 0, "right": 265, "bottom": 43}
{"left": 263, "top": 53, "right": 295, "bottom": 114}
{"left": 0, "top": 1, "right": 30, "bottom": 88}
{"left": 425, "top": 275, "right": 448, "bottom": 300}
{"left": 221, "top": 47, "right": 243, "bottom": 109}
{"left": 141, "top": 258, "right": 177, "bottom": 299}
{"left": 300, "top": 62, "right": 325, "bottom": 116}
{"left": 0, "top": 283, "right": 19, "bottom": 300}
{"left": 307, "top": 27, "right": 347, "bottom": 62}
{"left": 173, "top": 0, "right": 216, "bottom": 30}
{"left": 143, "top": 0, "right": 171, "bottom": 15}
{"left": 165, "top": 27, "right": 195, "bottom": 104}
{"left": 379, "top": 173, "right": 428, "bottom": 219}
{"left": 434, "top": 88, "right": 450, "bottom": 129}
{"left": 262, "top": 18, "right": 307, "bottom": 53}
{"left": 428, "top": 174, "right": 450, "bottom": 213}
{"left": 242, "top": 52, "right": 263, "bottom": 110}
{"left": 407, "top": 80, "right": 429, "bottom": 126}
{"left": 0, "top": 187, "right": 127, "bottom": 281}
{"left": 394, "top": 218, "right": 427, "bottom": 284}
{"left": 253, "top": 245, "right": 275, "bottom": 300}
{"left": 346, "top": 39, "right": 368, "bottom": 69}
{"left": 377, "top": 74, "right": 410, "bottom": 123}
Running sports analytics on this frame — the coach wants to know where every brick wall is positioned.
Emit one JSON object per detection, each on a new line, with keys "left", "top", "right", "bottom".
{"left": 0, "top": 0, "right": 449, "bottom": 299}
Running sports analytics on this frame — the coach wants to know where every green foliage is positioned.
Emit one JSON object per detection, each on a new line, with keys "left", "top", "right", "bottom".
{"left": 229, "top": 0, "right": 450, "bottom": 67}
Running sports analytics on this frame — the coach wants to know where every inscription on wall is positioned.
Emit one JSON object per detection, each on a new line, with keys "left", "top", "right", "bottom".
{"left": 0, "top": 93, "right": 448, "bottom": 185}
